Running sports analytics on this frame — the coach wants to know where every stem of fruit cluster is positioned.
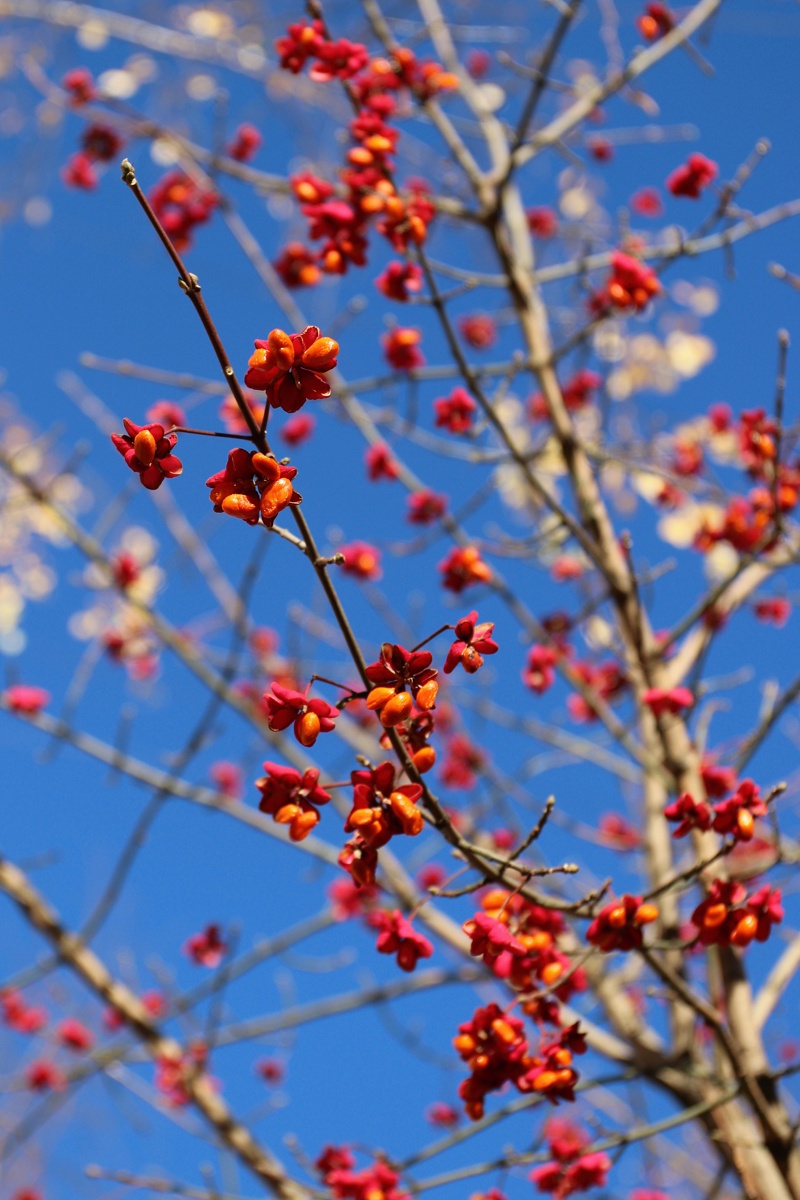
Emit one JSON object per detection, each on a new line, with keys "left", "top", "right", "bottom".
{"left": 118, "top": 158, "right": 604, "bottom": 912}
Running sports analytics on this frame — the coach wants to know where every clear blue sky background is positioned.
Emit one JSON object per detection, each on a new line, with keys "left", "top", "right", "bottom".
{"left": 1, "top": 2, "right": 800, "bottom": 1196}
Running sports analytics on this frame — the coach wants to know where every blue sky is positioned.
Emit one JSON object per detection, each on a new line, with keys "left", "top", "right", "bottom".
{"left": 2, "top": 2, "right": 800, "bottom": 1196}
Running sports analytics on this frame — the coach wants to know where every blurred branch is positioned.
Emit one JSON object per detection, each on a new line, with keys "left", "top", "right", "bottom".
{"left": 0, "top": 852, "right": 315, "bottom": 1198}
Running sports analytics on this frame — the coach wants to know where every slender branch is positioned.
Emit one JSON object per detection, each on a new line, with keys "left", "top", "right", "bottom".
{"left": 508, "top": 0, "right": 724, "bottom": 171}
{"left": 0, "top": 853, "right": 314, "bottom": 1199}
{"left": 407, "top": 1085, "right": 741, "bottom": 1193}
{"left": 754, "top": 934, "right": 800, "bottom": 1032}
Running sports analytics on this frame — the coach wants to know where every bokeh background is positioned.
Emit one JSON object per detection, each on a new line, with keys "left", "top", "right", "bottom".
{"left": 1, "top": 1, "right": 800, "bottom": 1195}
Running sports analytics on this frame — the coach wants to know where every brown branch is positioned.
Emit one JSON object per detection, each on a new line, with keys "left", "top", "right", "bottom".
{"left": 0, "top": 853, "right": 313, "bottom": 1199}
{"left": 508, "top": 0, "right": 724, "bottom": 172}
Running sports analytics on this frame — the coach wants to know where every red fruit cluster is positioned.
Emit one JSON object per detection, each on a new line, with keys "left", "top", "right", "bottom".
{"left": 523, "top": 645, "right": 560, "bottom": 695}
{"left": 407, "top": 489, "right": 447, "bottom": 524}
{"left": 56, "top": 1017, "right": 93, "bottom": 1052}
{"left": 284, "top": 170, "right": 431, "bottom": 282}
{"left": 444, "top": 611, "right": 499, "bottom": 675}
{"left": 598, "top": 813, "right": 641, "bottom": 850}
{"left": 365, "top": 442, "right": 399, "bottom": 480}
{"left": 339, "top": 761, "right": 425, "bottom": 889}
{"left": 642, "top": 686, "right": 693, "bottom": 717}
{"left": 183, "top": 924, "right": 227, "bottom": 968}
{"left": 666, "top": 153, "right": 718, "bottom": 199}
{"left": 256, "top": 762, "right": 332, "bottom": 841}
{"left": 382, "top": 47, "right": 457, "bottom": 97}
{"left": 453, "top": 1003, "right": 529, "bottom": 1119}
{"left": 273, "top": 26, "right": 448, "bottom": 284}
{"left": 454, "top": 1000, "right": 587, "bottom": 1119}
{"left": 345, "top": 760, "right": 424, "bottom": 847}
{"left": 434, "top": 386, "right": 477, "bottom": 434}
{"left": 226, "top": 123, "right": 262, "bottom": 162}
{"left": 337, "top": 839, "right": 380, "bottom": 890}
{"left": 672, "top": 437, "right": 704, "bottom": 476}
{"left": 664, "top": 791, "right": 713, "bottom": 838}
{"left": 710, "top": 779, "right": 768, "bottom": 842}
{"left": 586, "top": 896, "right": 659, "bottom": 952}
{"left": 376, "top": 184, "right": 436, "bottom": 254}
{"left": 375, "top": 261, "right": 424, "bottom": 302}
{"left": 459, "top": 314, "right": 497, "bottom": 350}
{"left": 274, "top": 242, "right": 322, "bottom": 289}
{"left": 466, "top": 48, "right": 492, "bottom": 78}
{"left": 82, "top": 126, "right": 124, "bottom": 162}
{"left": 103, "top": 624, "right": 158, "bottom": 681}
{"left": 26, "top": 1060, "right": 66, "bottom": 1092}
{"left": 691, "top": 880, "right": 783, "bottom": 947}
{"left": 339, "top": 541, "right": 382, "bottom": 580}
{"left": 291, "top": 174, "right": 368, "bottom": 277}
{"left": 739, "top": 408, "right": 778, "bottom": 476}
{"left": 465, "top": 889, "right": 586, "bottom": 1015}
{"left": 62, "top": 67, "right": 96, "bottom": 105}
{"left": 383, "top": 327, "right": 425, "bottom": 371}
{"left": 368, "top": 909, "right": 434, "bottom": 971}
{"left": 147, "top": 400, "right": 186, "bottom": 430}
{"left": 531, "top": 1117, "right": 611, "bottom": 1198}
{"left": 244, "top": 326, "right": 338, "bottom": 414}
{"left": 462, "top": 911, "right": 527, "bottom": 967}
{"left": 155, "top": 1042, "right": 210, "bottom": 1107}
{"left": 219, "top": 392, "right": 266, "bottom": 435}
{"left": 206, "top": 448, "right": 301, "bottom": 526}
{"left": 636, "top": 3, "right": 674, "bottom": 40}
{"left": 2, "top": 989, "right": 47, "bottom": 1033}
{"left": 386, "top": 708, "right": 436, "bottom": 775}
{"left": 280, "top": 413, "right": 316, "bottom": 446}
{"left": 262, "top": 683, "right": 338, "bottom": 748}
{"left": 316, "top": 1147, "right": 409, "bottom": 1200}
{"left": 630, "top": 186, "right": 664, "bottom": 218}
{"left": 527, "top": 206, "right": 559, "bottom": 238}
{"left": 358, "top": 45, "right": 458, "bottom": 102}
{"left": 426, "top": 1101, "right": 460, "bottom": 1126}
{"left": 754, "top": 596, "right": 791, "bottom": 627}
{"left": 149, "top": 170, "right": 218, "bottom": 251}
{"left": 256, "top": 1058, "right": 284, "bottom": 1084}
{"left": 567, "top": 659, "right": 627, "bottom": 722}
{"left": 701, "top": 759, "right": 738, "bottom": 798}
{"left": 587, "top": 135, "right": 613, "bottom": 163}
{"left": 109, "top": 553, "right": 142, "bottom": 592}
{"left": 439, "top": 546, "right": 493, "bottom": 592}
{"left": 328, "top": 876, "right": 379, "bottom": 921}
{"left": 276, "top": 19, "right": 369, "bottom": 81}
{"left": 521, "top": 1024, "right": 587, "bottom": 1106}
{"left": 692, "top": 404, "right": 800, "bottom": 553}
{"left": 111, "top": 419, "right": 182, "bottom": 490}
{"left": 3, "top": 685, "right": 50, "bottom": 715}
{"left": 551, "top": 555, "right": 585, "bottom": 583}
{"left": 365, "top": 642, "right": 438, "bottom": 726}
{"left": 439, "top": 732, "right": 484, "bottom": 789}
{"left": 529, "top": 370, "right": 602, "bottom": 421}
{"left": 210, "top": 760, "right": 243, "bottom": 801}
{"left": 62, "top": 123, "right": 125, "bottom": 190}
{"left": 591, "top": 251, "right": 661, "bottom": 314}
{"left": 695, "top": 491, "right": 778, "bottom": 555}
